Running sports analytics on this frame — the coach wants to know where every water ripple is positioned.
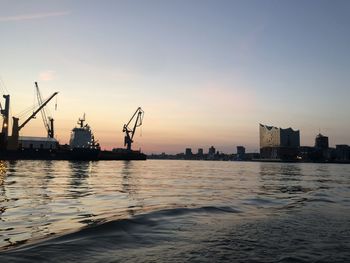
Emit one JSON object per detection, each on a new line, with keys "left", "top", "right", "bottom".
{"left": 0, "top": 160, "right": 349, "bottom": 262}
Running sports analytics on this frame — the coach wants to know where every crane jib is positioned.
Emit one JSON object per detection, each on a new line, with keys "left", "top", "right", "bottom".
{"left": 18, "top": 92, "right": 58, "bottom": 131}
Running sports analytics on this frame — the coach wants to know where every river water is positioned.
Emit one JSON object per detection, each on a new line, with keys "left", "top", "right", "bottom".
{"left": 0, "top": 160, "right": 349, "bottom": 262}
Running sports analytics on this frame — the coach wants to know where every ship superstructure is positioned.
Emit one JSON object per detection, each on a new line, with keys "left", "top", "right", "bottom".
{"left": 69, "top": 114, "right": 100, "bottom": 150}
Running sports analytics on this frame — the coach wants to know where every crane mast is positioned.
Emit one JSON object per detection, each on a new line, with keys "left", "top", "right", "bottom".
{"left": 0, "top": 95, "right": 10, "bottom": 149}
{"left": 35, "top": 82, "right": 55, "bottom": 138}
{"left": 123, "top": 107, "right": 144, "bottom": 151}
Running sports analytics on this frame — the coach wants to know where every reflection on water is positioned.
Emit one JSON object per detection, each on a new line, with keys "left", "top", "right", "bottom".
{"left": 0, "top": 161, "right": 7, "bottom": 216}
{"left": 67, "top": 161, "right": 97, "bottom": 226}
{"left": 68, "top": 161, "right": 93, "bottom": 198}
{"left": 0, "top": 160, "right": 349, "bottom": 254}
{"left": 259, "top": 163, "right": 304, "bottom": 195}
{"left": 0, "top": 161, "right": 7, "bottom": 185}
{"left": 121, "top": 161, "right": 144, "bottom": 217}
{"left": 121, "top": 161, "right": 135, "bottom": 195}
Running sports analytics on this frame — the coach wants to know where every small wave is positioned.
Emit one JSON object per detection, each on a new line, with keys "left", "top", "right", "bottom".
{"left": 278, "top": 196, "right": 336, "bottom": 210}
{"left": 306, "top": 198, "right": 336, "bottom": 203}
{"left": 243, "top": 197, "right": 284, "bottom": 207}
{"left": 277, "top": 255, "right": 311, "bottom": 263}
{"left": 151, "top": 205, "right": 241, "bottom": 217}
{"left": 0, "top": 205, "right": 241, "bottom": 257}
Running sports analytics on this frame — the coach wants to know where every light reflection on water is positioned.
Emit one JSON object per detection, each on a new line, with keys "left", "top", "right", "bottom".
{"left": 0, "top": 160, "right": 349, "bottom": 252}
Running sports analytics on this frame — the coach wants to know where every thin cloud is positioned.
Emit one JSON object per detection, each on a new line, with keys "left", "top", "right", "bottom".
{"left": 39, "top": 70, "right": 56, "bottom": 81}
{"left": 0, "top": 11, "right": 70, "bottom": 22}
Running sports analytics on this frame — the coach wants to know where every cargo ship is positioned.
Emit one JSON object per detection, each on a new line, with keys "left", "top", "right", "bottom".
{"left": 64, "top": 114, "right": 101, "bottom": 160}
{"left": 0, "top": 82, "right": 146, "bottom": 161}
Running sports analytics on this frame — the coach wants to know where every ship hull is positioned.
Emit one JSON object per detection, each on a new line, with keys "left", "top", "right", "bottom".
{"left": 0, "top": 149, "right": 58, "bottom": 160}
{"left": 0, "top": 149, "right": 146, "bottom": 161}
{"left": 0, "top": 148, "right": 100, "bottom": 161}
{"left": 98, "top": 150, "right": 147, "bottom": 160}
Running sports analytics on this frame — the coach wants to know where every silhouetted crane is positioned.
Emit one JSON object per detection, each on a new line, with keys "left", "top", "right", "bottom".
{"left": 123, "top": 107, "right": 144, "bottom": 151}
{"left": 35, "top": 82, "right": 55, "bottom": 138}
{"left": 8, "top": 86, "right": 58, "bottom": 150}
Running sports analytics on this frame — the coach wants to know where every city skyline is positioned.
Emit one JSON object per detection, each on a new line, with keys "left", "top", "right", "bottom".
{"left": 1, "top": 0, "right": 350, "bottom": 154}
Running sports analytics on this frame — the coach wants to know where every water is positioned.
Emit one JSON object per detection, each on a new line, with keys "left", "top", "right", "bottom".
{"left": 0, "top": 160, "right": 349, "bottom": 262}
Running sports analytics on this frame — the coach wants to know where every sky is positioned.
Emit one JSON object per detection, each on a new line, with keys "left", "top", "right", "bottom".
{"left": 0, "top": 0, "right": 349, "bottom": 154}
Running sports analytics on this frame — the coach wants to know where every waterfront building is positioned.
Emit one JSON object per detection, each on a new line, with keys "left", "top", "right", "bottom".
{"left": 208, "top": 146, "right": 215, "bottom": 158}
{"left": 259, "top": 124, "right": 300, "bottom": 160}
{"left": 185, "top": 148, "right": 192, "bottom": 156}
{"left": 312, "top": 133, "right": 330, "bottom": 160}
{"left": 208, "top": 146, "right": 215, "bottom": 155}
{"left": 197, "top": 148, "right": 203, "bottom": 156}
{"left": 236, "top": 146, "right": 245, "bottom": 160}
{"left": 336, "top": 145, "right": 350, "bottom": 161}
{"left": 315, "top": 133, "right": 329, "bottom": 149}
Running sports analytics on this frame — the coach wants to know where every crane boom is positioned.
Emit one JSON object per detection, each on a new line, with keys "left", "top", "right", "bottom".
{"left": 18, "top": 91, "right": 58, "bottom": 131}
{"left": 123, "top": 107, "right": 144, "bottom": 151}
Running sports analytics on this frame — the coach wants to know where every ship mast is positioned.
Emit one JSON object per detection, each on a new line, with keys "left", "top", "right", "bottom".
{"left": 78, "top": 113, "right": 86, "bottom": 128}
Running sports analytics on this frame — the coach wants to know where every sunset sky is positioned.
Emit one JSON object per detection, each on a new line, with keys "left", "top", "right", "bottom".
{"left": 0, "top": 0, "right": 349, "bottom": 154}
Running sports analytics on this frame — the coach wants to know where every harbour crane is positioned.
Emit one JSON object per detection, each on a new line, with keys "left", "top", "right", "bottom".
{"left": 35, "top": 82, "right": 55, "bottom": 138}
{"left": 7, "top": 86, "right": 58, "bottom": 150}
{"left": 123, "top": 107, "right": 144, "bottom": 151}
{"left": 0, "top": 95, "right": 10, "bottom": 149}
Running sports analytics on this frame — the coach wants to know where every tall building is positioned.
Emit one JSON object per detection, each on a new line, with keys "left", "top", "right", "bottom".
{"left": 185, "top": 148, "right": 192, "bottom": 156}
{"left": 197, "top": 148, "right": 203, "bottom": 156}
{"left": 208, "top": 146, "right": 216, "bottom": 156}
{"left": 315, "top": 133, "right": 329, "bottom": 149}
{"left": 236, "top": 146, "right": 245, "bottom": 160}
{"left": 207, "top": 146, "right": 216, "bottom": 159}
{"left": 259, "top": 124, "right": 300, "bottom": 160}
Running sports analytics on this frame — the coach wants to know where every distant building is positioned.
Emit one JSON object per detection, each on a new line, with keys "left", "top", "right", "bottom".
{"left": 259, "top": 124, "right": 300, "bottom": 160}
{"left": 298, "top": 146, "right": 315, "bottom": 161}
{"left": 185, "top": 148, "right": 192, "bottom": 156}
{"left": 208, "top": 146, "right": 215, "bottom": 155}
{"left": 197, "top": 148, "right": 203, "bottom": 156}
{"left": 260, "top": 124, "right": 300, "bottom": 148}
{"left": 315, "top": 134, "right": 329, "bottom": 149}
{"left": 236, "top": 146, "right": 245, "bottom": 160}
{"left": 312, "top": 133, "right": 330, "bottom": 161}
{"left": 336, "top": 145, "right": 350, "bottom": 161}
{"left": 208, "top": 146, "right": 216, "bottom": 159}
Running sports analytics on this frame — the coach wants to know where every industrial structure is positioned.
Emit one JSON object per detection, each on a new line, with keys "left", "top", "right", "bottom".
{"left": 17, "top": 82, "right": 59, "bottom": 151}
{"left": 19, "top": 136, "right": 57, "bottom": 150}
{"left": 0, "top": 81, "right": 146, "bottom": 160}
{"left": 0, "top": 83, "right": 58, "bottom": 151}
{"left": 122, "top": 107, "right": 144, "bottom": 151}
{"left": 105, "top": 106, "right": 146, "bottom": 159}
